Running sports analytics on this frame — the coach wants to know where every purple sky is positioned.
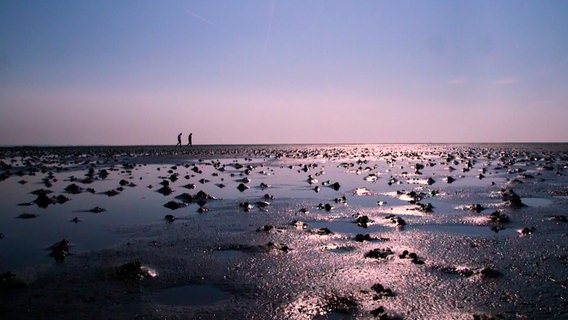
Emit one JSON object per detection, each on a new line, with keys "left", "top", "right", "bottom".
{"left": 1, "top": 1, "right": 568, "bottom": 145}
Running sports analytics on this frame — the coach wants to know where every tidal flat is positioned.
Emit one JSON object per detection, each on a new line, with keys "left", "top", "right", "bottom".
{"left": 1, "top": 144, "right": 568, "bottom": 319}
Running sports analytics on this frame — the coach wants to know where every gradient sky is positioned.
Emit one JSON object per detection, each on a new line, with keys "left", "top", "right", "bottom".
{"left": 1, "top": 0, "right": 568, "bottom": 145}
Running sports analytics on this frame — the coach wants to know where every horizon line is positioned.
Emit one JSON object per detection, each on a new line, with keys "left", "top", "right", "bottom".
{"left": 1, "top": 141, "right": 568, "bottom": 148}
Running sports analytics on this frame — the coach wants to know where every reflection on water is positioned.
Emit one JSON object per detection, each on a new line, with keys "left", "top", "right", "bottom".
{"left": 413, "top": 224, "right": 518, "bottom": 237}
{"left": 307, "top": 220, "right": 384, "bottom": 235}
{"left": 521, "top": 197, "right": 553, "bottom": 207}
{"left": 211, "top": 248, "right": 248, "bottom": 260}
{"left": 154, "top": 284, "right": 231, "bottom": 306}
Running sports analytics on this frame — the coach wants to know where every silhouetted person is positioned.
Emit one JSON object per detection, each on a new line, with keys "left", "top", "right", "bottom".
{"left": 187, "top": 133, "right": 193, "bottom": 146}
{"left": 176, "top": 133, "right": 182, "bottom": 146}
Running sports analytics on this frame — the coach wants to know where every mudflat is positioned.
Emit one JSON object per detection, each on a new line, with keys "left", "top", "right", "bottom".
{"left": 1, "top": 144, "right": 567, "bottom": 319}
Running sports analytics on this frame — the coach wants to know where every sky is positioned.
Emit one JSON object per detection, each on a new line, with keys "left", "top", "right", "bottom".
{"left": 1, "top": 0, "right": 568, "bottom": 145}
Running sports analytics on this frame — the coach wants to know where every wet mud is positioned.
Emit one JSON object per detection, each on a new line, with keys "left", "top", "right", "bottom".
{"left": 0, "top": 144, "right": 568, "bottom": 319}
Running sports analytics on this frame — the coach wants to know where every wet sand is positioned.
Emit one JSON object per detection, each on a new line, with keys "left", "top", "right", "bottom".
{"left": 1, "top": 144, "right": 568, "bottom": 319}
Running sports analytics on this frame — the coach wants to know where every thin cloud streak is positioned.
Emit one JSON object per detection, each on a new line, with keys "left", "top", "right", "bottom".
{"left": 186, "top": 9, "right": 228, "bottom": 35}
{"left": 263, "top": 1, "right": 276, "bottom": 55}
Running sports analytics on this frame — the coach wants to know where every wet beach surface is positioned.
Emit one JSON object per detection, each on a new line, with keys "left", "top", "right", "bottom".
{"left": 1, "top": 144, "right": 568, "bottom": 319}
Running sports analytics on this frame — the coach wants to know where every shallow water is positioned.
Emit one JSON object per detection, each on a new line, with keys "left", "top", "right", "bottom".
{"left": 153, "top": 284, "right": 232, "bottom": 306}
{"left": 1, "top": 144, "right": 568, "bottom": 319}
{"left": 521, "top": 197, "right": 553, "bottom": 207}
{"left": 413, "top": 224, "right": 518, "bottom": 237}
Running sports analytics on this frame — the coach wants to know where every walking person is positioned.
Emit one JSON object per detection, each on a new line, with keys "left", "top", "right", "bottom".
{"left": 176, "top": 133, "right": 182, "bottom": 146}
{"left": 187, "top": 133, "right": 193, "bottom": 146}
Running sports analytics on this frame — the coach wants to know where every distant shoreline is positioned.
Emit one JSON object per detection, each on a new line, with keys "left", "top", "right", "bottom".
{"left": 1, "top": 143, "right": 567, "bottom": 165}
{"left": 1, "top": 142, "right": 568, "bottom": 149}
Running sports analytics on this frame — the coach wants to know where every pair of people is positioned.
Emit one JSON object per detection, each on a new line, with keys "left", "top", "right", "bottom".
{"left": 177, "top": 133, "right": 192, "bottom": 146}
